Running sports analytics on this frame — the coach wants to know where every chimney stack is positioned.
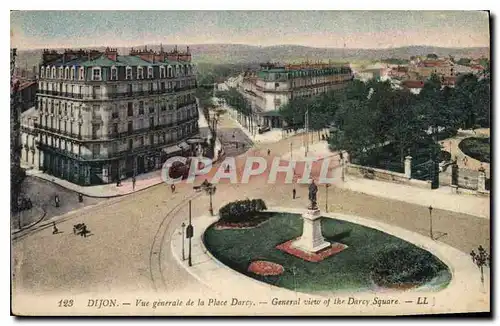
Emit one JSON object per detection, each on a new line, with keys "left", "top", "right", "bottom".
{"left": 105, "top": 47, "right": 118, "bottom": 61}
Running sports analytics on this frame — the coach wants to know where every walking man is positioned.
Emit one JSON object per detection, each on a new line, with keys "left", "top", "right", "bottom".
{"left": 267, "top": 149, "right": 271, "bottom": 156}
{"left": 52, "top": 222, "right": 59, "bottom": 235}
{"left": 132, "top": 176, "right": 136, "bottom": 191}
{"left": 78, "top": 193, "right": 83, "bottom": 203}
{"left": 54, "top": 194, "right": 60, "bottom": 208}
{"left": 171, "top": 184, "right": 176, "bottom": 193}
{"left": 292, "top": 188, "right": 296, "bottom": 199}
{"left": 81, "top": 224, "right": 88, "bottom": 238}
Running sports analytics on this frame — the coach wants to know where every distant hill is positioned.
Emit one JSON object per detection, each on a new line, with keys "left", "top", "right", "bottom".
{"left": 16, "top": 44, "right": 489, "bottom": 69}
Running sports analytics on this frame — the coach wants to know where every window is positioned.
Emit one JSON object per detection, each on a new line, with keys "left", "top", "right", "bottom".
{"left": 93, "top": 86, "right": 101, "bottom": 99}
{"left": 92, "top": 143, "right": 101, "bottom": 156}
{"left": 79, "top": 67, "right": 85, "bottom": 80}
{"left": 139, "top": 101, "right": 144, "bottom": 115}
{"left": 51, "top": 67, "right": 56, "bottom": 79}
{"left": 128, "top": 138, "right": 133, "bottom": 150}
{"left": 58, "top": 67, "right": 63, "bottom": 79}
{"left": 161, "top": 102, "right": 166, "bottom": 111}
{"left": 113, "top": 123, "right": 118, "bottom": 135}
{"left": 127, "top": 84, "right": 133, "bottom": 95}
{"left": 128, "top": 121, "right": 133, "bottom": 133}
{"left": 126, "top": 67, "right": 132, "bottom": 80}
{"left": 160, "top": 82, "right": 165, "bottom": 91}
{"left": 109, "top": 85, "right": 117, "bottom": 98}
{"left": 160, "top": 66, "right": 166, "bottom": 78}
{"left": 71, "top": 67, "right": 76, "bottom": 80}
{"left": 149, "top": 106, "right": 154, "bottom": 114}
{"left": 167, "top": 66, "right": 172, "bottom": 78}
{"left": 111, "top": 66, "right": 118, "bottom": 80}
{"left": 92, "top": 67, "right": 102, "bottom": 81}
{"left": 127, "top": 102, "right": 133, "bottom": 116}
{"left": 111, "top": 105, "right": 119, "bottom": 119}
{"left": 150, "top": 117, "right": 154, "bottom": 128}
{"left": 139, "top": 137, "right": 144, "bottom": 146}
{"left": 147, "top": 66, "right": 153, "bottom": 79}
{"left": 92, "top": 124, "right": 99, "bottom": 139}
{"left": 40, "top": 67, "right": 45, "bottom": 78}
{"left": 149, "top": 134, "right": 154, "bottom": 145}
{"left": 64, "top": 67, "right": 69, "bottom": 79}
{"left": 137, "top": 66, "right": 144, "bottom": 79}
{"left": 149, "top": 83, "right": 153, "bottom": 93}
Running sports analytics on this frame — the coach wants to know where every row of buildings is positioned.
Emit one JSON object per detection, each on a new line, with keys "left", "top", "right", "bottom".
{"left": 225, "top": 62, "right": 354, "bottom": 128}
{"left": 20, "top": 46, "right": 203, "bottom": 186}
{"left": 357, "top": 56, "right": 488, "bottom": 94}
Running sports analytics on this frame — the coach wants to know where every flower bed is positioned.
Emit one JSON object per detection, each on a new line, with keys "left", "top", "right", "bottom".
{"left": 248, "top": 260, "right": 284, "bottom": 276}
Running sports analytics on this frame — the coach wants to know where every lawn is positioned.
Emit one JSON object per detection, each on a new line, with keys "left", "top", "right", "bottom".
{"left": 458, "top": 137, "right": 490, "bottom": 163}
{"left": 203, "top": 212, "right": 451, "bottom": 293}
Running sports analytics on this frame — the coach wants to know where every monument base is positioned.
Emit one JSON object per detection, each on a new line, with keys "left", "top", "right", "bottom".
{"left": 291, "top": 209, "right": 331, "bottom": 253}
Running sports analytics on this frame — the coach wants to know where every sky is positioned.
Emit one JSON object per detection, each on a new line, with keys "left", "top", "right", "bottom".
{"left": 10, "top": 11, "right": 490, "bottom": 50}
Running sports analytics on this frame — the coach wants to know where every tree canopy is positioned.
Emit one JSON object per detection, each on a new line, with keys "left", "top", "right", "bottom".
{"left": 279, "top": 72, "right": 490, "bottom": 167}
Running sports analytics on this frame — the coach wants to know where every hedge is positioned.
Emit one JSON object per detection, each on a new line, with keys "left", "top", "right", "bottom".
{"left": 218, "top": 199, "right": 267, "bottom": 223}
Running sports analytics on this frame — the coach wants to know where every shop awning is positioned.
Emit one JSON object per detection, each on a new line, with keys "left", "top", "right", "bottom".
{"left": 187, "top": 138, "right": 205, "bottom": 144}
{"left": 163, "top": 145, "right": 182, "bottom": 155}
{"left": 178, "top": 141, "right": 190, "bottom": 150}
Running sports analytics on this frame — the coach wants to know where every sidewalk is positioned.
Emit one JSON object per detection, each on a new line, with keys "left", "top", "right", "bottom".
{"left": 26, "top": 169, "right": 165, "bottom": 198}
{"left": 280, "top": 141, "right": 337, "bottom": 162}
{"left": 339, "top": 174, "right": 490, "bottom": 219}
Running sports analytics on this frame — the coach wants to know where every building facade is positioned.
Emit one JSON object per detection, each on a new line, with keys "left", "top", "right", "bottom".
{"left": 239, "top": 62, "right": 354, "bottom": 128}
{"left": 33, "top": 46, "right": 199, "bottom": 186}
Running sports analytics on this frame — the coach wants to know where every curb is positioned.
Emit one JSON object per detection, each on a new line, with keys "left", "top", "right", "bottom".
{"left": 28, "top": 173, "right": 165, "bottom": 199}
{"left": 11, "top": 206, "right": 47, "bottom": 235}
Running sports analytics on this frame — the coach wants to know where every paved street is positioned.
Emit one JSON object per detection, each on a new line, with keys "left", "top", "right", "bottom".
{"left": 12, "top": 176, "right": 106, "bottom": 230}
{"left": 216, "top": 112, "right": 253, "bottom": 158}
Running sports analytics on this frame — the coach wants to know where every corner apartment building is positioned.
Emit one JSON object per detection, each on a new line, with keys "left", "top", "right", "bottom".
{"left": 239, "top": 62, "right": 354, "bottom": 128}
{"left": 33, "top": 46, "right": 200, "bottom": 186}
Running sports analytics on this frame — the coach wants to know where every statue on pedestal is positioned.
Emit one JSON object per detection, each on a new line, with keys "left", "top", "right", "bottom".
{"left": 308, "top": 180, "right": 318, "bottom": 210}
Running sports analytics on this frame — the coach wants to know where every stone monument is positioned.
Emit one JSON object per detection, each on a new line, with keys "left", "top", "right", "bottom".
{"left": 292, "top": 180, "right": 331, "bottom": 253}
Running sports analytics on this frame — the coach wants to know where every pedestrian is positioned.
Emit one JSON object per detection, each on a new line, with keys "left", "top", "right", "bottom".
{"left": 463, "top": 156, "right": 468, "bottom": 166}
{"left": 52, "top": 222, "right": 59, "bottom": 235}
{"left": 116, "top": 177, "right": 121, "bottom": 187}
{"left": 54, "top": 194, "right": 60, "bottom": 208}
{"left": 171, "top": 184, "right": 176, "bottom": 193}
{"left": 236, "top": 142, "right": 239, "bottom": 149}
{"left": 78, "top": 193, "right": 83, "bottom": 203}
{"left": 267, "top": 149, "right": 271, "bottom": 156}
{"left": 132, "top": 176, "right": 136, "bottom": 191}
{"left": 81, "top": 224, "right": 88, "bottom": 238}
{"left": 292, "top": 188, "right": 296, "bottom": 199}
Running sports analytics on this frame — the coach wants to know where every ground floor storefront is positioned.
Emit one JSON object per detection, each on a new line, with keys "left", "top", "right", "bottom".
{"left": 39, "top": 143, "right": 200, "bottom": 186}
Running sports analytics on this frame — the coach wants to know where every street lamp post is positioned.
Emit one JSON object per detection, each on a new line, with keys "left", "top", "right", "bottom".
{"left": 181, "top": 222, "right": 186, "bottom": 261}
{"left": 325, "top": 184, "right": 330, "bottom": 212}
{"left": 208, "top": 184, "right": 216, "bottom": 216}
{"left": 471, "top": 245, "right": 490, "bottom": 285}
{"left": 186, "top": 200, "right": 194, "bottom": 267}
{"left": 428, "top": 205, "right": 434, "bottom": 240}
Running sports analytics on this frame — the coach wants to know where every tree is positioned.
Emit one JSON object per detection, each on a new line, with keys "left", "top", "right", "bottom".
{"left": 426, "top": 53, "right": 439, "bottom": 59}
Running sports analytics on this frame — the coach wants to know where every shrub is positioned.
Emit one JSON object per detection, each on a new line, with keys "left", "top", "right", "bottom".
{"left": 219, "top": 199, "right": 267, "bottom": 223}
{"left": 371, "top": 247, "right": 448, "bottom": 287}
